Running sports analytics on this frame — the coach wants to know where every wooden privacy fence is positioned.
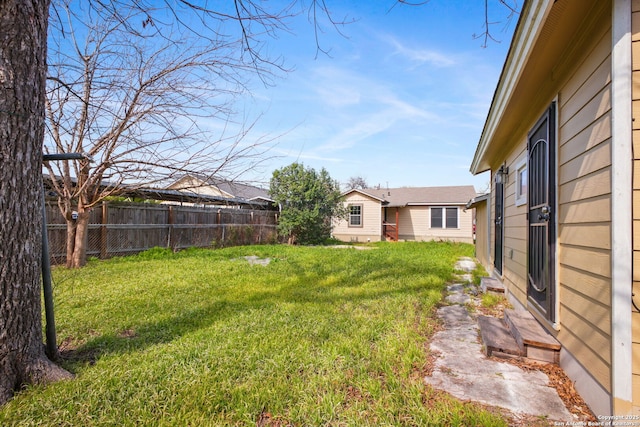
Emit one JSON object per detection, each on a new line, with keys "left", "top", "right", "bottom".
{"left": 45, "top": 201, "right": 278, "bottom": 264}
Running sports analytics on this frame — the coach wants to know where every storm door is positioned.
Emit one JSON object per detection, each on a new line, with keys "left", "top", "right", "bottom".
{"left": 527, "top": 102, "right": 556, "bottom": 323}
{"left": 494, "top": 176, "right": 504, "bottom": 275}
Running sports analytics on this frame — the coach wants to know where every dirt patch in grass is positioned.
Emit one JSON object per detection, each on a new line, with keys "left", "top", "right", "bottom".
{"left": 118, "top": 328, "right": 137, "bottom": 338}
{"left": 255, "top": 410, "right": 294, "bottom": 427}
{"left": 58, "top": 336, "right": 101, "bottom": 366}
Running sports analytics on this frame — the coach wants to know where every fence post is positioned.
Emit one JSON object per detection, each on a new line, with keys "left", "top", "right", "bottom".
{"left": 167, "top": 205, "right": 174, "bottom": 249}
{"left": 100, "top": 201, "right": 108, "bottom": 259}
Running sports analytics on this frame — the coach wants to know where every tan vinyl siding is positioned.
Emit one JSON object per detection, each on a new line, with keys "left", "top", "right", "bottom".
{"left": 431, "top": 206, "right": 471, "bottom": 243}
{"left": 493, "top": 143, "right": 529, "bottom": 305}
{"left": 557, "top": 18, "right": 612, "bottom": 391}
{"left": 395, "top": 206, "right": 473, "bottom": 243}
{"left": 397, "top": 206, "right": 421, "bottom": 239}
{"left": 559, "top": 305, "right": 612, "bottom": 388}
{"left": 333, "top": 193, "right": 382, "bottom": 242}
{"left": 559, "top": 223, "right": 610, "bottom": 250}
{"left": 633, "top": 0, "right": 640, "bottom": 409}
{"left": 558, "top": 166, "right": 611, "bottom": 205}
{"left": 502, "top": 145, "right": 527, "bottom": 275}
{"left": 502, "top": 268, "right": 527, "bottom": 304}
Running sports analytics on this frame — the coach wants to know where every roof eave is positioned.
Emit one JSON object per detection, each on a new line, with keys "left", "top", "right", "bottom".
{"left": 465, "top": 193, "right": 490, "bottom": 210}
{"left": 407, "top": 202, "right": 467, "bottom": 206}
{"left": 341, "top": 188, "right": 385, "bottom": 202}
{"left": 470, "top": 0, "right": 555, "bottom": 175}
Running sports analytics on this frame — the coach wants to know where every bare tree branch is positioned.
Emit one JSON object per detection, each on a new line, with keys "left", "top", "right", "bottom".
{"left": 392, "top": 0, "right": 519, "bottom": 48}
{"left": 46, "top": 0, "right": 292, "bottom": 267}
{"left": 472, "top": 0, "right": 519, "bottom": 48}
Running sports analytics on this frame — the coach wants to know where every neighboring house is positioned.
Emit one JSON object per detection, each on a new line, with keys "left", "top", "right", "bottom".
{"left": 469, "top": 0, "right": 636, "bottom": 415}
{"left": 332, "top": 186, "right": 477, "bottom": 244}
{"left": 167, "top": 175, "right": 273, "bottom": 204}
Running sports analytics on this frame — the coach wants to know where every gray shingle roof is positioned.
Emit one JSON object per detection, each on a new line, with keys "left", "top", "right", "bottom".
{"left": 178, "top": 174, "right": 271, "bottom": 201}
{"left": 212, "top": 181, "right": 271, "bottom": 201}
{"left": 354, "top": 185, "right": 477, "bottom": 207}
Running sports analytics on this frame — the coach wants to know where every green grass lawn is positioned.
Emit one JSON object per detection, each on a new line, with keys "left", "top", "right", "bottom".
{"left": 1, "top": 242, "right": 509, "bottom": 426}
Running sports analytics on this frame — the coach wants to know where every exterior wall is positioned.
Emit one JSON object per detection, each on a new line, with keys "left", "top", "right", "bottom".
{"left": 557, "top": 15, "right": 613, "bottom": 400}
{"left": 332, "top": 193, "right": 382, "bottom": 242}
{"left": 167, "top": 176, "right": 230, "bottom": 198}
{"left": 333, "top": 199, "right": 473, "bottom": 243}
{"left": 473, "top": 201, "right": 490, "bottom": 269}
{"left": 487, "top": 3, "right": 615, "bottom": 407}
{"left": 632, "top": 0, "right": 640, "bottom": 412}
{"left": 396, "top": 205, "right": 473, "bottom": 243}
{"left": 496, "top": 143, "right": 530, "bottom": 306}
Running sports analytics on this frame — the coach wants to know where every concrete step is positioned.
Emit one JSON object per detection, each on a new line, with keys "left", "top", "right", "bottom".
{"left": 480, "top": 277, "right": 504, "bottom": 294}
{"left": 478, "top": 315, "right": 523, "bottom": 358}
{"left": 476, "top": 277, "right": 561, "bottom": 364}
{"left": 504, "top": 309, "right": 561, "bottom": 364}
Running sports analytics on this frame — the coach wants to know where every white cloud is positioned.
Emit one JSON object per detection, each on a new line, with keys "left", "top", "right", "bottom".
{"left": 382, "top": 34, "right": 456, "bottom": 68}
{"left": 315, "top": 84, "right": 362, "bottom": 107}
{"left": 233, "top": 8, "right": 516, "bottom": 188}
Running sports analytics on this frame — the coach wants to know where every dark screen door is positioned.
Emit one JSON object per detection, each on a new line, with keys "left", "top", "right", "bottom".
{"left": 494, "top": 178, "right": 504, "bottom": 275}
{"left": 527, "top": 103, "right": 556, "bottom": 322}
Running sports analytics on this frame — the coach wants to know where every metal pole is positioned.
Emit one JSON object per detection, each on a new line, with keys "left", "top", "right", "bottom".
{"left": 41, "top": 152, "right": 91, "bottom": 360}
{"left": 41, "top": 190, "right": 59, "bottom": 360}
{"left": 43, "top": 153, "right": 87, "bottom": 161}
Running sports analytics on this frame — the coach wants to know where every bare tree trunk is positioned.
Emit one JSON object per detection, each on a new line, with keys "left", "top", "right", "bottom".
{"left": 0, "top": 0, "right": 72, "bottom": 406}
{"left": 65, "top": 218, "right": 77, "bottom": 268}
{"left": 70, "top": 211, "right": 90, "bottom": 268}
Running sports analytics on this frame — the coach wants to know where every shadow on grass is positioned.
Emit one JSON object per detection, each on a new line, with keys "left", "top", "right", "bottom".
{"left": 61, "top": 244, "right": 463, "bottom": 370}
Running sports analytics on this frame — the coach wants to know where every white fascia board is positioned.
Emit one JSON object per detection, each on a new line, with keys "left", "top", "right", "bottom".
{"left": 340, "top": 188, "right": 385, "bottom": 202}
{"left": 470, "top": 0, "right": 555, "bottom": 175}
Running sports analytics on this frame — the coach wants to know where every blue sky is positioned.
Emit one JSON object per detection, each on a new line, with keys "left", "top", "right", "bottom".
{"left": 236, "top": 1, "right": 520, "bottom": 193}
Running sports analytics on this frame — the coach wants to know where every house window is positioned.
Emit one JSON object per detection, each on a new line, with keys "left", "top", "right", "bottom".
{"left": 446, "top": 207, "right": 458, "bottom": 228}
{"left": 515, "top": 157, "right": 527, "bottom": 207}
{"left": 430, "top": 207, "right": 458, "bottom": 229}
{"left": 431, "top": 208, "right": 442, "bottom": 228}
{"left": 348, "top": 204, "right": 363, "bottom": 227}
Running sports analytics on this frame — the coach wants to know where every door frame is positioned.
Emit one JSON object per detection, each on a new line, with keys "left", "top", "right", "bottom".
{"left": 526, "top": 101, "right": 558, "bottom": 325}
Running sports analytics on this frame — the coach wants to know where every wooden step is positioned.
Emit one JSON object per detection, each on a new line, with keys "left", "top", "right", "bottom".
{"left": 480, "top": 277, "right": 504, "bottom": 294}
{"left": 478, "top": 315, "right": 523, "bottom": 358}
{"left": 504, "top": 309, "right": 560, "bottom": 363}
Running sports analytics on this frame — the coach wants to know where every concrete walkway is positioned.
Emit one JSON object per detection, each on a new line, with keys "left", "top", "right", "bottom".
{"left": 423, "top": 257, "right": 573, "bottom": 422}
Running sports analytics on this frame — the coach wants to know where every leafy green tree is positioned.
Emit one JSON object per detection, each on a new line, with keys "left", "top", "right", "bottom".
{"left": 269, "top": 163, "right": 346, "bottom": 244}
